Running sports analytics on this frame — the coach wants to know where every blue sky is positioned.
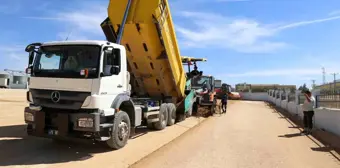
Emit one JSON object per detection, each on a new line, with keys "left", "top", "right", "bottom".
{"left": 1, "top": 0, "right": 340, "bottom": 87}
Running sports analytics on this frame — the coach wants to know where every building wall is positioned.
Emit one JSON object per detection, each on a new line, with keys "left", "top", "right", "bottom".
{"left": 0, "top": 72, "right": 28, "bottom": 89}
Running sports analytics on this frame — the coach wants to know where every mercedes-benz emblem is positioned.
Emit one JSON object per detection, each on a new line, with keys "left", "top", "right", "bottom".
{"left": 51, "top": 91, "right": 60, "bottom": 103}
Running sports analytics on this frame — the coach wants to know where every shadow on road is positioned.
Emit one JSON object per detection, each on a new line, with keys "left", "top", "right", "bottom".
{"left": 311, "top": 146, "right": 334, "bottom": 152}
{"left": 266, "top": 102, "right": 340, "bottom": 162}
{"left": 0, "top": 124, "right": 114, "bottom": 166}
{"left": 0, "top": 124, "right": 27, "bottom": 138}
{"left": 288, "top": 126, "right": 300, "bottom": 129}
{"left": 278, "top": 133, "right": 303, "bottom": 138}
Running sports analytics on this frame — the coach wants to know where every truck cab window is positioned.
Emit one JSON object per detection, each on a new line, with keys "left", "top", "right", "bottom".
{"left": 40, "top": 53, "right": 61, "bottom": 70}
{"left": 104, "top": 48, "right": 121, "bottom": 75}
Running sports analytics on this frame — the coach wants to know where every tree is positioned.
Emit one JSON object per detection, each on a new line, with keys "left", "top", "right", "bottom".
{"left": 298, "top": 83, "right": 308, "bottom": 92}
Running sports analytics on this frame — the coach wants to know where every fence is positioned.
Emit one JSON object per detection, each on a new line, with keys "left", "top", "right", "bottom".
{"left": 265, "top": 89, "right": 340, "bottom": 137}
{"left": 281, "top": 93, "right": 286, "bottom": 100}
{"left": 298, "top": 94, "right": 306, "bottom": 104}
{"left": 316, "top": 93, "right": 340, "bottom": 109}
{"left": 288, "top": 93, "right": 295, "bottom": 102}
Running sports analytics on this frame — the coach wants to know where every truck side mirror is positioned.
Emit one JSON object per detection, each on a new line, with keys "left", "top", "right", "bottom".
{"left": 29, "top": 51, "right": 34, "bottom": 65}
{"left": 25, "top": 45, "right": 34, "bottom": 52}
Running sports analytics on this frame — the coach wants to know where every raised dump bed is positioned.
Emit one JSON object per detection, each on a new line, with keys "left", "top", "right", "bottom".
{"left": 101, "top": 0, "right": 185, "bottom": 103}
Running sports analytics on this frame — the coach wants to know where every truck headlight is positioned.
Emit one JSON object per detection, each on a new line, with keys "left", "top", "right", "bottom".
{"left": 78, "top": 118, "right": 94, "bottom": 128}
{"left": 25, "top": 112, "right": 34, "bottom": 122}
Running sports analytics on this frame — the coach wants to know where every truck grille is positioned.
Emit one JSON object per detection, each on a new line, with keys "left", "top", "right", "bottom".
{"left": 30, "top": 89, "right": 91, "bottom": 110}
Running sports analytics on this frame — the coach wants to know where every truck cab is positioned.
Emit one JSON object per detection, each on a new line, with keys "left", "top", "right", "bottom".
{"left": 191, "top": 75, "right": 215, "bottom": 104}
{"left": 26, "top": 41, "right": 130, "bottom": 112}
{"left": 24, "top": 41, "right": 145, "bottom": 149}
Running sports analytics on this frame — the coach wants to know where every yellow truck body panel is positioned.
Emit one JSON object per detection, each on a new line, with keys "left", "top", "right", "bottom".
{"left": 103, "top": 0, "right": 185, "bottom": 101}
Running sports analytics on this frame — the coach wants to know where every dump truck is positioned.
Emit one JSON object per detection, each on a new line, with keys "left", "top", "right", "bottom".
{"left": 23, "top": 0, "right": 203, "bottom": 150}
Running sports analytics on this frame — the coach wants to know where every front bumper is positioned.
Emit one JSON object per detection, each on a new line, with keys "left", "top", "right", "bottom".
{"left": 24, "top": 106, "right": 101, "bottom": 138}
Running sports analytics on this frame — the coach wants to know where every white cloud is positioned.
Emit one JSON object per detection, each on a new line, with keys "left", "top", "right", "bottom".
{"left": 329, "top": 10, "right": 340, "bottom": 16}
{"left": 0, "top": 45, "right": 28, "bottom": 70}
{"left": 275, "top": 15, "right": 340, "bottom": 31}
{"left": 23, "top": 2, "right": 107, "bottom": 40}
{"left": 176, "top": 11, "right": 340, "bottom": 53}
{"left": 0, "top": 46, "right": 26, "bottom": 60}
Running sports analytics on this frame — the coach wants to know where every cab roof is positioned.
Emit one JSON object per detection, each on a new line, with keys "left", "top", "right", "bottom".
{"left": 41, "top": 40, "right": 121, "bottom": 47}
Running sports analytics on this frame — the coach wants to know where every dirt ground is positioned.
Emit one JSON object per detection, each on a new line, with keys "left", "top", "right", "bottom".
{"left": 0, "top": 89, "right": 206, "bottom": 168}
{"left": 131, "top": 101, "right": 340, "bottom": 168}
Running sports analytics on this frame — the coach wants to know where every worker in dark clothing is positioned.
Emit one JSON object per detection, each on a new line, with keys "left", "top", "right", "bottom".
{"left": 221, "top": 93, "right": 228, "bottom": 113}
{"left": 190, "top": 65, "right": 200, "bottom": 77}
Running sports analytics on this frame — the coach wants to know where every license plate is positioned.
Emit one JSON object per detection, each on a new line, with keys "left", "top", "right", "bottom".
{"left": 48, "top": 130, "right": 58, "bottom": 135}
{"left": 78, "top": 120, "right": 93, "bottom": 128}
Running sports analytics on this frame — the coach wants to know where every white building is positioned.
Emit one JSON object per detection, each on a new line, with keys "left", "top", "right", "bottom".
{"left": 0, "top": 70, "right": 29, "bottom": 89}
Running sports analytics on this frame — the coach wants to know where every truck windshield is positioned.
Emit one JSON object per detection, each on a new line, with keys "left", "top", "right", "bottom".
{"left": 191, "top": 76, "right": 211, "bottom": 87}
{"left": 32, "top": 45, "right": 101, "bottom": 78}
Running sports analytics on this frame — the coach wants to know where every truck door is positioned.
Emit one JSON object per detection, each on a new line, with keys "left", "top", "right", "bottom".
{"left": 101, "top": 48, "right": 125, "bottom": 95}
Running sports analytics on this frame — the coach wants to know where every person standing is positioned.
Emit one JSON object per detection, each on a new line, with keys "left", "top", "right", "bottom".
{"left": 302, "top": 90, "right": 316, "bottom": 135}
{"left": 221, "top": 93, "right": 228, "bottom": 113}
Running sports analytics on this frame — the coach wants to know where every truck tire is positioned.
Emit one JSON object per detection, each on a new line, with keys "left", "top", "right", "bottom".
{"left": 167, "top": 103, "right": 176, "bottom": 126}
{"left": 154, "top": 103, "right": 168, "bottom": 130}
{"left": 106, "top": 111, "right": 131, "bottom": 150}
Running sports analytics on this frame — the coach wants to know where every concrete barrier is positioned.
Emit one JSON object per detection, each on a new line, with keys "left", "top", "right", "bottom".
{"left": 275, "top": 98, "right": 281, "bottom": 107}
{"left": 240, "top": 92, "right": 269, "bottom": 101}
{"left": 242, "top": 91, "right": 340, "bottom": 138}
{"left": 297, "top": 104, "right": 304, "bottom": 119}
{"left": 287, "top": 101, "right": 297, "bottom": 115}
{"left": 315, "top": 108, "right": 340, "bottom": 137}
{"left": 280, "top": 100, "right": 288, "bottom": 110}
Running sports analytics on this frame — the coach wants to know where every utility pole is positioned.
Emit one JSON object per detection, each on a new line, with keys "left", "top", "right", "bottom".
{"left": 322, "top": 67, "right": 326, "bottom": 84}
{"left": 311, "top": 79, "right": 316, "bottom": 89}
{"left": 330, "top": 73, "right": 339, "bottom": 92}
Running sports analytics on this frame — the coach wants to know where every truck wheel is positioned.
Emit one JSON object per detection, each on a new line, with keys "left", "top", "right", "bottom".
{"left": 106, "top": 111, "right": 131, "bottom": 150}
{"left": 154, "top": 103, "right": 168, "bottom": 130}
{"left": 167, "top": 103, "right": 176, "bottom": 126}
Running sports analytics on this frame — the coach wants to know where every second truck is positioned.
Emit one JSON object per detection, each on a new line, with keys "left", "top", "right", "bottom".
{"left": 23, "top": 0, "right": 209, "bottom": 149}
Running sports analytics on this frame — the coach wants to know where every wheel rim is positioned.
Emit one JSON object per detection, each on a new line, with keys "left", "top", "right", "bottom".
{"left": 118, "top": 121, "right": 129, "bottom": 141}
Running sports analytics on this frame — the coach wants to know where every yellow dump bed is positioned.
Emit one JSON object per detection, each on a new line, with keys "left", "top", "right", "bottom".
{"left": 101, "top": 0, "right": 186, "bottom": 102}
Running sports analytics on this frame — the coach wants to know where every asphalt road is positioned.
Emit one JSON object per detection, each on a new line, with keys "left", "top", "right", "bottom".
{"left": 131, "top": 101, "right": 340, "bottom": 168}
